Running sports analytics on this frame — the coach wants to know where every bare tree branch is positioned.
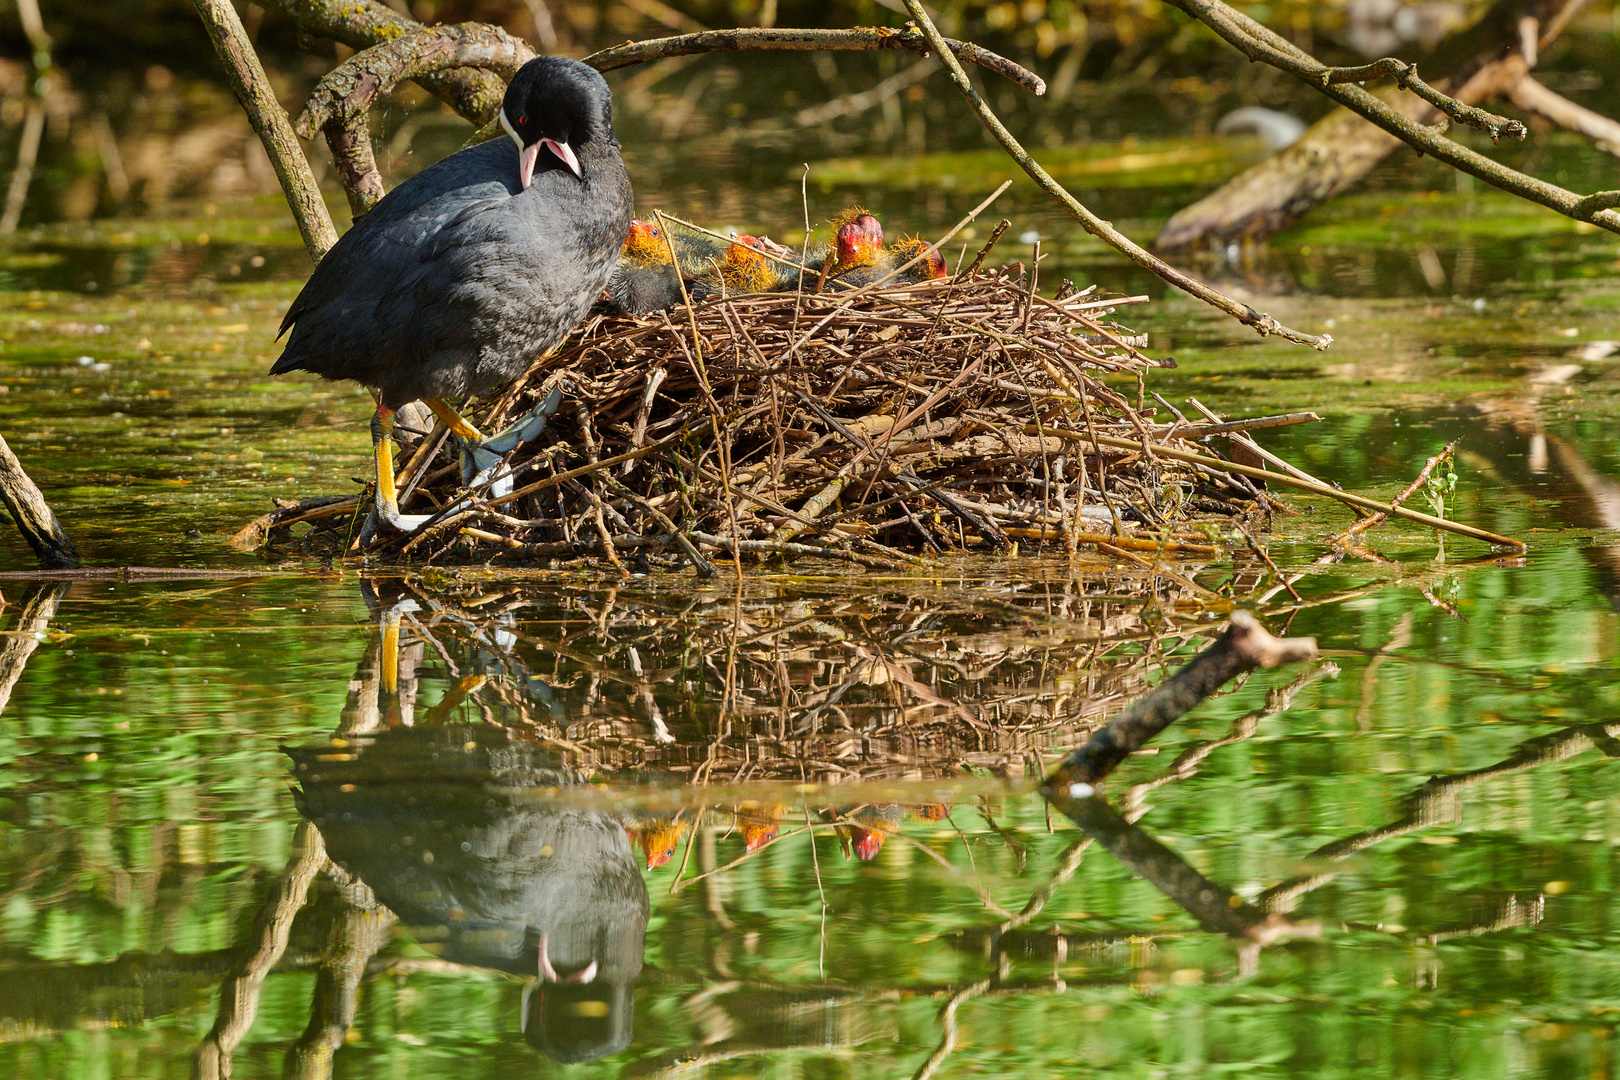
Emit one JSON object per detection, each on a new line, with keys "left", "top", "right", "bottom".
{"left": 898, "top": 0, "right": 1332, "bottom": 349}
{"left": 1165, "top": 0, "right": 1620, "bottom": 234}
{"left": 295, "top": 23, "right": 537, "bottom": 219}
{"left": 1317, "top": 56, "right": 1526, "bottom": 141}
{"left": 254, "top": 0, "right": 507, "bottom": 125}
{"left": 583, "top": 25, "right": 1047, "bottom": 96}
{"left": 295, "top": 23, "right": 536, "bottom": 138}
{"left": 193, "top": 0, "right": 336, "bottom": 259}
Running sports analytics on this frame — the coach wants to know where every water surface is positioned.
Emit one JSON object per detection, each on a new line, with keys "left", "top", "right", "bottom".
{"left": 1, "top": 66, "right": 1619, "bottom": 1078}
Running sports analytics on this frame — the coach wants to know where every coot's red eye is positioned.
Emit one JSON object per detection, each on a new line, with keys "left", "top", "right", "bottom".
{"left": 518, "top": 114, "right": 528, "bottom": 126}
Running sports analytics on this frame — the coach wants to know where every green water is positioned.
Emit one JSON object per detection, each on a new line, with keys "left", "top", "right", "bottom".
{"left": 3, "top": 71, "right": 1620, "bottom": 1078}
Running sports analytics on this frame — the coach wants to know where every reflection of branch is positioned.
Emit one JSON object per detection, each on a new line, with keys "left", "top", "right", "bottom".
{"left": 284, "top": 881, "right": 396, "bottom": 1078}
{"left": 1418, "top": 893, "right": 1544, "bottom": 945}
{"left": 1258, "top": 720, "right": 1620, "bottom": 915}
{"left": 1048, "top": 611, "right": 1318, "bottom": 790}
{"left": 194, "top": 822, "right": 327, "bottom": 1080}
{"left": 1059, "top": 795, "right": 1318, "bottom": 944}
{"left": 0, "top": 584, "right": 66, "bottom": 715}
{"left": 1036, "top": 613, "right": 1321, "bottom": 942}
{"left": 910, "top": 976, "right": 994, "bottom": 1080}
{"left": 998, "top": 836, "right": 1092, "bottom": 933}
{"left": 1119, "top": 660, "right": 1338, "bottom": 812}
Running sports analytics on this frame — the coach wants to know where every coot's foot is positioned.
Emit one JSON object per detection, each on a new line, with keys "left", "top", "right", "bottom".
{"left": 457, "top": 384, "right": 566, "bottom": 499}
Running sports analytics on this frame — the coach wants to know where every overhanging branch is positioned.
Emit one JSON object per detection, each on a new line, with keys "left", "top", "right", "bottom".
{"left": 898, "top": 0, "right": 1332, "bottom": 349}
{"left": 1166, "top": 0, "right": 1620, "bottom": 234}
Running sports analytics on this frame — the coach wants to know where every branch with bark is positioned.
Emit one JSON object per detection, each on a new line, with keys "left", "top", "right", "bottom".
{"left": 1159, "top": 0, "right": 1620, "bottom": 249}
{"left": 1046, "top": 611, "right": 1319, "bottom": 792}
{"left": 256, "top": 0, "right": 508, "bottom": 125}
{"left": 195, "top": 0, "right": 335, "bottom": 259}
{"left": 295, "top": 23, "right": 537, "bottom": 220}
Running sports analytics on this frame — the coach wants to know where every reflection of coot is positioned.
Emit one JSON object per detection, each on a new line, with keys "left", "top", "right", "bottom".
{"left": 288, "top": 726, "right": 648, "bottom": 1063}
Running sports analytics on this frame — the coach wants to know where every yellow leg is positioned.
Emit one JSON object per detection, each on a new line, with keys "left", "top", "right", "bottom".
{"left": 424, "top": 397, "right": 485, "bottom": 442}
{"left": 371, "top": 405, "right": 402, "bottom": 520}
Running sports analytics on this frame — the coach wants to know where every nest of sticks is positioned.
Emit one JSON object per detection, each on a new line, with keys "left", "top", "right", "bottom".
{"left": 240, "top": 263, "right": 1287, "bottom": 570}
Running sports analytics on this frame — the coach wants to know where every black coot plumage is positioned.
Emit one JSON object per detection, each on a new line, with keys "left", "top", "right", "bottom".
{"left": 271, "top": 56, "right": 634, "bottom": 531}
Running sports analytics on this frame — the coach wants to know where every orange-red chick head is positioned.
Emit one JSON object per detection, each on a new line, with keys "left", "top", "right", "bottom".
{"left": 830, "top": 215, "right": 885, "bottom": 277}
{"left": 622, "top": 218, "right": 666, "bottom": 263}
{"left": 893, "top": 236, "right": 947, "bottom": 281}
{"left": 718, "top": 234, "right": 778, "bottom": 293}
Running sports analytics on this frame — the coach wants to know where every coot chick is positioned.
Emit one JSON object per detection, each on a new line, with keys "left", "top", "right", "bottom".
{"left": 695, "top": 234, "right": 798, "bottom": 294}
{"left": 821, "top": 212, "right": 886, "bottom": 287}
{"left": 605, "top": 219, "right": 690, "bottom": 315}
{"left": 829, "top": 225, "right": 949, "bottom": 289}
{"left": 272, "top": 56, "right": 633, "bottom": 532}
{"left": 889, "top": 236, "right": 949, "bottom": 282}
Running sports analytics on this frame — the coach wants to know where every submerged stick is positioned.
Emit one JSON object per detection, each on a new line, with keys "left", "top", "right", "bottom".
{"left": 0, "top": 434, "right": 79, "bottom": 569}
{"left": 1047, "top": 611, "right": 1318, "bottom": 792}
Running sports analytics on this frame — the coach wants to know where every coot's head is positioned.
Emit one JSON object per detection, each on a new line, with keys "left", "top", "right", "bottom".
{"left": 500, "top": 56, "right": 616, "bottom": 190}
{"left": 718, "top": 235, "right": 776, "bottom": 292}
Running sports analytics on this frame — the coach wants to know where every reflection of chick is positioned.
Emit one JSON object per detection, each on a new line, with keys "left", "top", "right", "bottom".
{"left": 734, "top": 802, "right": 785, "bottom": 853}
{"left": 605, "top": 219, "right": 687, "bottom": 315}
{"left": 623, "top": 810, "right": 689, "bottom": 870}
{"left": 827, "top": 804, "right": 904, "bottom": 862}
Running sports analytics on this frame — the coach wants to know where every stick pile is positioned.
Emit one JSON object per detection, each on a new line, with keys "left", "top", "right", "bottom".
{"left": 240, "top": 267, "right": 1277, "bottom": 569}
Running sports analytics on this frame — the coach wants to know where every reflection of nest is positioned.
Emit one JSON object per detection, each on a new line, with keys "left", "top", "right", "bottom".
{"left": 244, "top": 269, "right": 1254, "bottom": 565}
{"left": 364, "top": 575, "right": 1198, "bottom": 784}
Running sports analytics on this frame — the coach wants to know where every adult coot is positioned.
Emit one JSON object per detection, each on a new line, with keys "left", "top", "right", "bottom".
{"left": 272, "top": 56, "right": 633, "bottom": 531}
